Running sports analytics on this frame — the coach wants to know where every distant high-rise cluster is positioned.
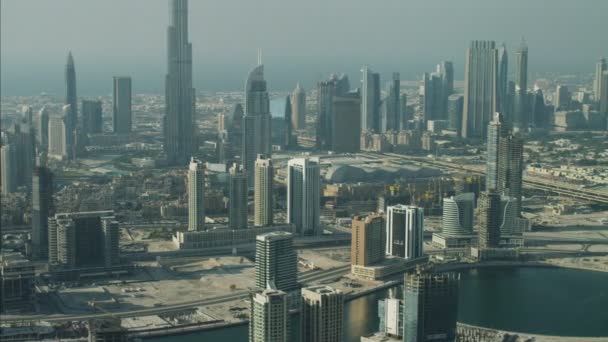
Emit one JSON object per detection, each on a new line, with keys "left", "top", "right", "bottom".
{"left": 317, "top": 73, "right": 351, "bottom": 150}
{"left": 164, "top": 0, "right": 195, "bottom": 166}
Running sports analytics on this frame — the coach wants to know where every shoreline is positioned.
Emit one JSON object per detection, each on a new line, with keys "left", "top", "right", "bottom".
{"left": 134, "top": 260, "right": 608, "bottom": 339}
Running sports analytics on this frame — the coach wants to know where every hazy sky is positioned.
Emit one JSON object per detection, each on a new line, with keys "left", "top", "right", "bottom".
{"left": 2, "top": 0, "right": 607, "bottom": 96}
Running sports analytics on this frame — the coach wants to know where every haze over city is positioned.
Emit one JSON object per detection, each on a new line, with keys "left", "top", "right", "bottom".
{"left": 2, "top": 0, "right": 607, "bottom": 95}
{"left": 1, "top": 1, "right": 608, "bottom": 342}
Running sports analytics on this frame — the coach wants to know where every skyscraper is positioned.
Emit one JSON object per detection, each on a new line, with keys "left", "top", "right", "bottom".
{"left": 486, "top": 113, "right": 524, "bottom": 215}
{"left": 386, "top": 205, "right": 424, "bottom": 259}
{"left": 462, "top": 41, "right": 498, "bottom": 138}
{"left": 422, "top": 72, "right": 442, "bottom": 123}
{"left": 447, "top": 94, "right": 464, "bottom": 135}
{"left": 332, "top": 93, "right": 361, "bottom": 153}
{"left": 31, "top": 165, "right": 54, "bottom": 261}
{"left": 249, "top": 289, "right": 289, "bottom": 342}
{"left": 283, "top": 96, "right": 293, "bottom": 148}
{"left": 1, "top": 145, "right": 17, "bottom": 194}
{"left": 242, "top": 62, "right": 271, "bottom": 184}
{"left": 317, "top": 74, "right": 350, "bottom": 149}
{"left": 292, "top": 83, "right": 306, "bottom": 131}
{"left": 361, "top": 66, "right": 381, "bottom": 133}
{"left": 48, "top": 211, "right": 119, "bottom": 269}
{"left": 594, "top": 57, "right": 607, "bottom": 101}
{"left": 380, "top": 73, "right": 401, "bottom": 133}
{"left": 65, "top": 52, "right": 77, "bottom": 157}
{"left": 187, "top": 158, "right": 205, "bottom": 231}
{"left": 48, "top": 113, "right": 68, "bottom": 160}
{"left": 514, "top": 38, "right": 529, "bottom": 130}
{"left": 254, "top": 154, "right": 274, "bottom": 227}
{"left": 37, "top": 107, "right": 50, "bottom": 152}
{"left": 478, "top": 190, "right": 502, "bottom": 248}
{"left": 255, "top": 231, "right": 298, "bottom": 291}
{"left": 164, "top": 0, "right": 195, "bottom": 165}
{"left": 438, "top": 61, "right": 454, "bottom": 99}
{"left": 600, "top": 71, "right": 608, "bottom": 121}
{"left": 82, "top": 100, "right": 103, "bottom": 134}
{"left": 13, "top": 120, "right": 35, "bottom": 188}
{"left": 486, "top": 113, "right": 509, "bottom": 190}
{"left": 403, "top": 270, "right": 459, "bottom": 342}
{"left": 301, "top": 285, "right": 344, "bottom": 342}
{"left": 441, "top": 192, "right": 475, "bottom": 237}
{"left": 497, "top": 43, "right": 509, "bottom": 118}
{"left": 287, "top": 158, "right": 320, "bottom": 236}
{"left": 378, "top": 297, "right": 404, "bottom": 339}
{"left": 228, "top": 162, "right": 248, "bottom": 230}
{"left": 554, "top": 85, "right": 570, "bottom": 110}
{"left": 351, "top": 214, "right": 386, "bottom": 267}
{"left": 113, "top": 76, "right": 132, "bottom": 134}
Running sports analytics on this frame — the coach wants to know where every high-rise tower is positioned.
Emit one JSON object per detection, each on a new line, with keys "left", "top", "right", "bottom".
{"left": 292, "top": 83, "right": 306, "bottom": 131}
{"left": 249, "top": 289, "right": 289, "bottom": 342}
{"left": 514, "top": 38, "right": 529, "bottom": 130}
{"left": 242, "top": 62, "right": 271, "bottom": 184}
{"left": 164, "top": 0, "right": 195, "bottom": 165}
{"left": 113, "top": 76, "right": 132, "bottom": 134}
{"left": 594, "top": 57, "right": 607, "bottom": 101}
{"left": 31, "top": 165, "right": 54, "bottom": 261}
{"left": 254, "top": 154, "right": 274, "bottom": 227}
{"left": 361, "top": 66, "right": 381, "bottom": 133}
{"left": 187, "top": 157, "right": 205, "bottom": 231}
{"left": 497, "top": 43, "right": 509, "bottom": 118}
{"left": 228, "top": 162, "right": 248, "bottom": 230}
{"left": 255, "top": 231, "right": 298, "bottom": 291}
{"left": 386, "top": 205, "right": 424, "bottom": 259}
{"left": 462, "top": 41, "right": 498, "bottom": 138}
{"left": 65, "top": 52, "right": 77, "bottom": 157}
{"left": 301, "top": 286, "right": 344, "bottom": 342}
{"left": 287, "top": 157, "right": 320, "bottom": 236}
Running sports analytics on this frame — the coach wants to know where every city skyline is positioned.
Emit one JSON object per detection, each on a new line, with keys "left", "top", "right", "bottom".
{"left": 2, "top": 0, "right": 608, "bottom": 96}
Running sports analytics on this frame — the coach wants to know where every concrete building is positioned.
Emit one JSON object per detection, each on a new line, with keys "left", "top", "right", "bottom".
{"left": 301, "top": 285, "right": 344, "bottom": 342}
{"left": 31, "top": 165, "right": 54, "bottom": 261}
{"left": 174, "top": 224, "right": 295, "bottom": 249}
{"left": 82, "top": 100, "right": 103, "bottom": 134}
{"left": 351, "top": 214, "right": 386, "bottom": 267}
{"left": 255, "top": 231, "right": 298, "bottom": 292}
{"left": 462, "top": 41, "right": 498, "bottom": 138}
{"left": 242, "top": 63, "right": 272, "bottom": 184}
{"left": 332, "top": 93, "right": 361, "bottom": 153}
{"left": 187, "top": 158, "right": 205, "bottom": 231}
{"left": 292, "top": 83, "right": 306, "bottom": 131}
{"left": 361, "top": 65, "right": 381, "bottom": 133}
{"left": 386, "top": 205, "right": 424, "bottom": 260}
{"left": 113, "top": 76, "right": 132, "bottom": 134}
{"left": 48, "top": 113, "right": 68, "bottom": 160}
{"left": 48, "top": 211, "right": 119, "bottom": 270}
{"left": 0, "top": 252, "right": 36, "bottom": 313}
{"left": 1, "top": 144, "right": 17, "bottom": 194}
{"left": 249, "top": 289, "right": 289, "bottom": 342}
{"left": 228, "top": 162, "right": 248, "bottom": 230}
{"left": 164, "top": 0, "right": 195, "bottom": 165}
{"left": 403, "top": 270, "right": 459, "bottom": 342}
{"left": 287, "top": 158, "right": 321, "bottom": 236}
{"left": 254, "top": 154, "right": 274, "bottom": 227}
{"left": 378, "top": 297, "right": 404, "bottom": 339}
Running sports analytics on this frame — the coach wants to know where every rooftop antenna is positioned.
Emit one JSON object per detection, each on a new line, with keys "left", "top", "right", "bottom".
{"left": 257, "top": 48, "right": 262, "bottom": 65}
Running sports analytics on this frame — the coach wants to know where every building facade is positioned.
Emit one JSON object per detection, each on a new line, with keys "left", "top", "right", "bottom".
{"left": 249, "top": 289, "right": 289, "bottom": 342}
{"left": 287, "top": 158, "right": 321, "bottom": 236}
{"left": 228, "top": 162, "right": 248, "bottom": 230}
{"left": 301, "top": 285, "right": 344, "bottom": 342}
{"left": 351, "top": 214, "right": 386, "bottom": 267}
{"left": 254, "top": 154, "right": 274, "bottom": 227}
{"left": 255, "top": 231, "right": 298, "bottom": 292}
{"left": 187, "top": 158, "right": 205, "bottom": 231}
{"left": 386, "top": 205, "right": 424, "bottom": 259}
{"left": 113, "top": 76, "right": 132, "bottom": 134}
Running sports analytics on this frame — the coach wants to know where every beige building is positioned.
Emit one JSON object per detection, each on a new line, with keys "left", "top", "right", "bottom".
{"left": 351, "top": 214, "right": 385, "bottom": 267}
